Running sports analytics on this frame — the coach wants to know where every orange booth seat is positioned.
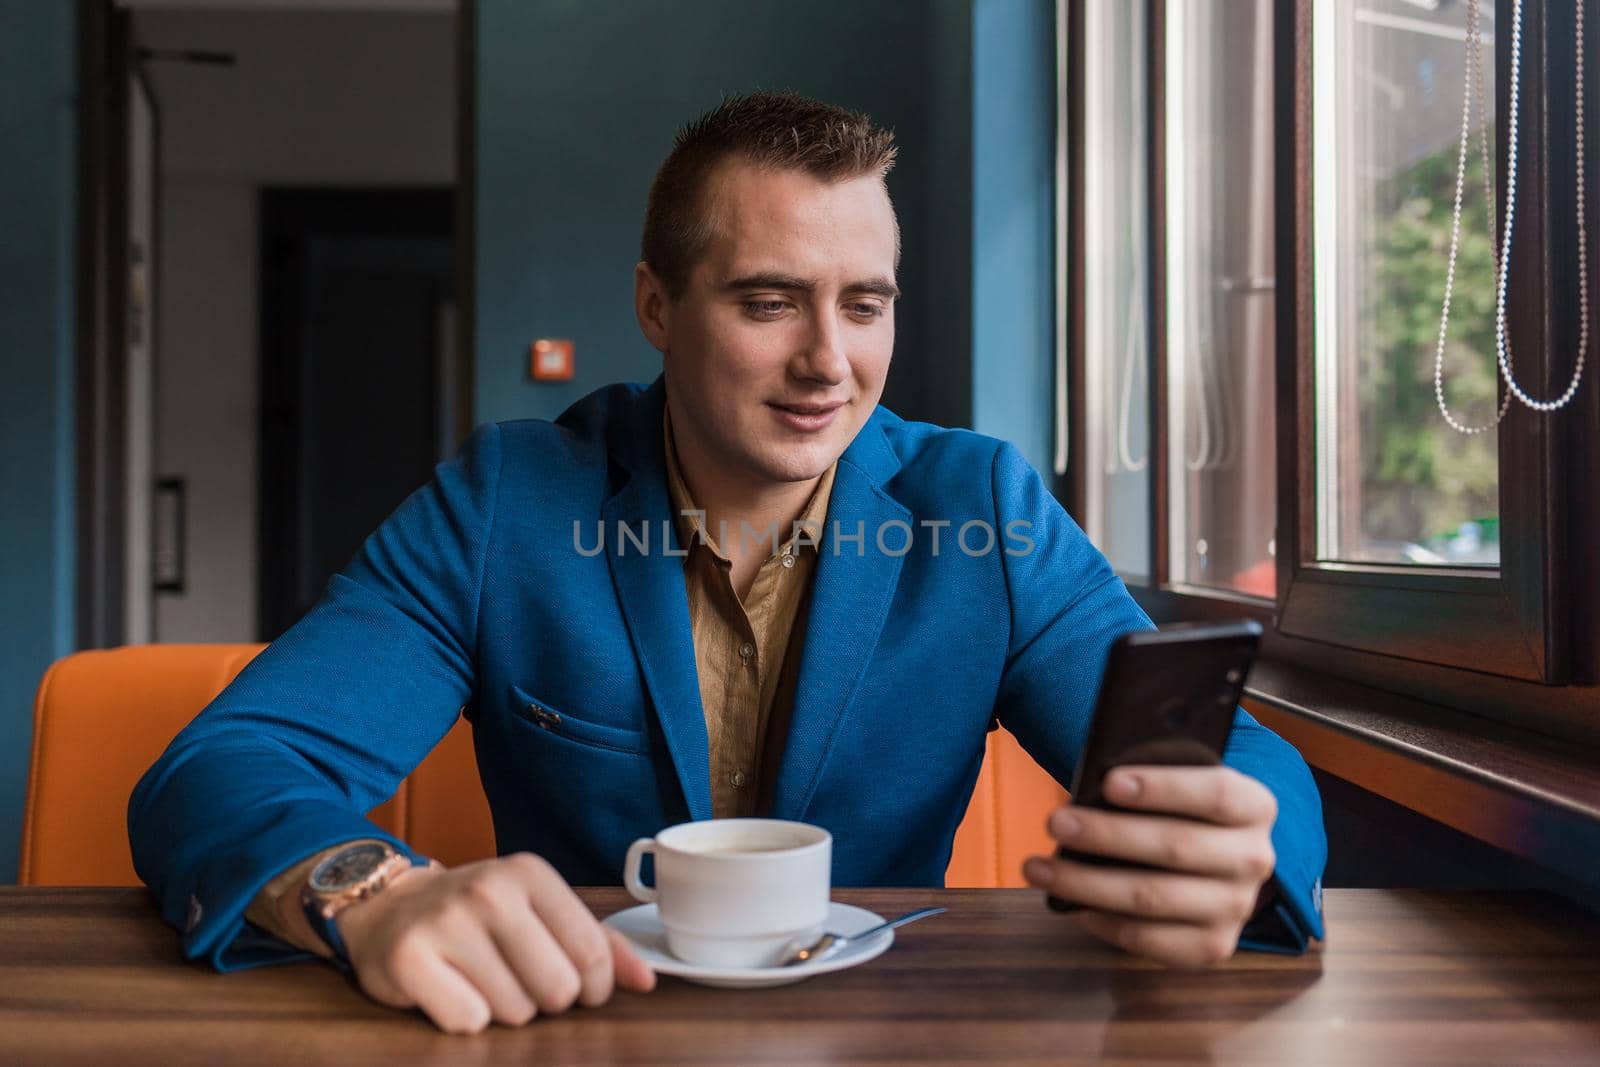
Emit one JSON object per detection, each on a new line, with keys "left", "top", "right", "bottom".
{"left": 20, "top": 644, "right": 1065, "bottom": 889}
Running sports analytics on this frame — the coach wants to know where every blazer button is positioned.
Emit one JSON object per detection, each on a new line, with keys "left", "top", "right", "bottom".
{"left": 528, "top": 704, "right": 560, "bottom": 729}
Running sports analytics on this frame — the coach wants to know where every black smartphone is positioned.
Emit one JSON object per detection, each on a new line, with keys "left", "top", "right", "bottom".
{"left": 1045, "top": 619, "right": 1262, "bottom": 913}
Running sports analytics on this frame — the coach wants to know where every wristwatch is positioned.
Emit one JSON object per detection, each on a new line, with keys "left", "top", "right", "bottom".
{"left": 299, "top": 841, "right": 422, "bottom": 968}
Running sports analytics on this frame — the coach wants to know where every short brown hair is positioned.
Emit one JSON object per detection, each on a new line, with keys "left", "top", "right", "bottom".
{"left": 641, "top": 91, "right": 899, "bottom": 299}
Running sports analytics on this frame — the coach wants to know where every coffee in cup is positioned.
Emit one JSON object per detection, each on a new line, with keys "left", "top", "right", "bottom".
{"left": 622, "top": 818, "right": 831, "bottom": 968}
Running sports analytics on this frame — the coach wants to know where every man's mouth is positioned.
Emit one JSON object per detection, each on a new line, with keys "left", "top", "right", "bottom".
{"left": 770, "top": 401, "right": 845, "bottom": 416}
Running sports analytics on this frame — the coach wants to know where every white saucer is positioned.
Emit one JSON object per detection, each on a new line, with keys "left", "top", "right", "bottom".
{"left": 602, "top": 901, "right": 894, "bottom": 989}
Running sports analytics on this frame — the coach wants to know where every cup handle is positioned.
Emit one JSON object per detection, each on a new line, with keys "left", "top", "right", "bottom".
{"left": 623, "top": 837, "right": 658, "bottom": 903}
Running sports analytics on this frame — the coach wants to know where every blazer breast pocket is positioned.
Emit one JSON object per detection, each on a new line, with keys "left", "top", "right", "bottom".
{"left": 507, "top": 683, "right": 650, "bottom": 757}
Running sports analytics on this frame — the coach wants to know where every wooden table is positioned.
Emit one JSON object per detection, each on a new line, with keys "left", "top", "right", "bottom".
{"left": 2, "top": 887, "right": 1597, "bottom": 1065}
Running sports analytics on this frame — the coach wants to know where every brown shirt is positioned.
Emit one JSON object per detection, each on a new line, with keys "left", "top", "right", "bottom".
{"left": 243, "top": 408, "right": 834, "bottom": 953}
{"left": 662, "top": 405, "right": 835, "bottom": 819}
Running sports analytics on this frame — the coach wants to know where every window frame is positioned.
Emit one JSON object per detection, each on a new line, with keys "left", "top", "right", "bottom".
{"left": 1275, "top": 0, "right": 1569, "bottom": 684}
{"left": 1059, "top": 0, "right": 1599, "bottom": 738}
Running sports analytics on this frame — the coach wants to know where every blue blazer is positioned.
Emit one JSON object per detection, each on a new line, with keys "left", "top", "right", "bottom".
{"left": 129, "top": 377, "right": 1326, "bottom": 971}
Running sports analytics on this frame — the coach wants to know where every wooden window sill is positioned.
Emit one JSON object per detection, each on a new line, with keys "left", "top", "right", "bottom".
{"left": 1243, "top": 657, "right": 1600, "bottom": 893}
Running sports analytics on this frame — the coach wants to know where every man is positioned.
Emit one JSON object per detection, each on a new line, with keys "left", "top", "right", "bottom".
{"left": 130, "top": 92, "right": 1325, "bottom": 1035}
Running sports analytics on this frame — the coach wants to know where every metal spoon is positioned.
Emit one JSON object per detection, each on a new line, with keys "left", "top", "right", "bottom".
{"left": 779, "top": 906, "right": 947, "bottom": 967}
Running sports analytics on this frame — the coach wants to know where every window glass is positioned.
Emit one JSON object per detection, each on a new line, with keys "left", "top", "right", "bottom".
{"left": 1082, "top": 0, "right": 1151, "bottom": 580}
{"left": 1165, "top": 0, "right": 1278, "bottom": 597}
{"left": 1312, "top": 0, "right": 1501, "bottom": 566}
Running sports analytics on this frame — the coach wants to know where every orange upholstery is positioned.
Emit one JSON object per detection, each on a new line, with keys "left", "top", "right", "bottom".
{"left": 20, "top": 645, "right": 1063, "bottom": 888}
{"left": 946, "top": 726, "right": 1070, "bottom": 888}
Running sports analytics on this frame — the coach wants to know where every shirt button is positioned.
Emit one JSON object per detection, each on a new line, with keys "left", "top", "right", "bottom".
{"left": 730, "top": 770, "right": 748, "bottom": 788}
{"left": 739, "top": 642, "right": 755, "bottom": 661}
{"left": 780, "top": 552, "right": 795, "bottom": 569}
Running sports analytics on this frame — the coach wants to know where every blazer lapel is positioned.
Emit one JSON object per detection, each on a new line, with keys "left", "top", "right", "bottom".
{"left": 601, "top": 381, "right": 910, "bottom": 825}
{"left": 603, "top": 379, "right": 712, "bottom": 822}
{"left": 765, "top": 416, "right": 909, "bottom": 821}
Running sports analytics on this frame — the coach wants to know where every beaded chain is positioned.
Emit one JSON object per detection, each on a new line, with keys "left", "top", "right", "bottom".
{"left": 1434, "top": 0, "right": 1589, "bottom": 433}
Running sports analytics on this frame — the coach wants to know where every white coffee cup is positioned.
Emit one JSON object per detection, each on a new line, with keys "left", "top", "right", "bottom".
{"left": 622, "top": 818, "right": 832, "bottom": 968}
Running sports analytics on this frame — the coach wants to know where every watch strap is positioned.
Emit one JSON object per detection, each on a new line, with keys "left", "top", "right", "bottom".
{"left": 299, "top": 843, "right": 429, "bottom": 971}
{"left": 302, "top": 895, "right": 356, "bottom": 973}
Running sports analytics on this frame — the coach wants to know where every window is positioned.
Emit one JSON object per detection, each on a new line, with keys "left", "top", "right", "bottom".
{"left": 1278, "top": 0, "right": 1572, "bottom": 683}
{"left": 1063, "top": 0, "right": 1594, "bottom": 721}
{"left": 1078, "top": 0, "right": 1151, "bottom": 583}
{"left": 1075, "top": 0, "right": 1280, "bottom": 600}
{"left": 1312, "top": 0, "right": 1501, "bottom": 567}
{"left": 1164, "top": 0, "right": 1278, "bottom": 597}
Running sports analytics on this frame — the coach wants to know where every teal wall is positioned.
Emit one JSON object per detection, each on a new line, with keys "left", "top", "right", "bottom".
{"left": 473, "top": 0, "right": 981, "bottom": 430}
{"left": 474, "top": 0, "right": 1055, "bottom": 455}
{"left": 0, "top": 0, "right": 77, "bottom": 884}
{"left": 972, "top": 0, "right": 1056, "bottom": 476}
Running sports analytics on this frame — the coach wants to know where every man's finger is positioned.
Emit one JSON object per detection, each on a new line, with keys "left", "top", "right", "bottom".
{"left": 484, "top": 903, "right": 585, "bottom": 1016}
{"left": 438, "top": 920, "right": 540, "bottom": 1027}
{"left": 1077, "top": 910, "right": 1239, "bottom": 969}
{"left": 1024, "top": 852, "right": 1255, "bottom": 925}
{"left": 1045, "top": 805, "right": 1275, "bottom": 882}
{"left": 606, "top": 927, "right": 657, "bottom": 993}
{"left": 508, "top": 860, "right": 620, "bottom": 1009}
{"left": 1100, "top": 765, "right": 1277, "bottom": 827}
{"left": 395, "top": 947, "right": 494, "bottom": 1034}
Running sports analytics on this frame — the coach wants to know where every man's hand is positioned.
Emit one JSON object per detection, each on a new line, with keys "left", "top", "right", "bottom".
{"left": 335, "top": 852, "right": 656, "bottom": 1034}
{"left": 1022, "top": 765, "right": 1277, "bottom": 968}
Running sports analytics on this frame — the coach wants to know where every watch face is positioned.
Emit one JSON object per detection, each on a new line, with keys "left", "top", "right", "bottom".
{"left": 309, "top": 842, "right": 393, "bottom": 893}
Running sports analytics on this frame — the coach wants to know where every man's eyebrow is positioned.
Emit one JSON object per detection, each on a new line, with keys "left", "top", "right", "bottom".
{"left": 722, "top": 271, "right": 814, "bottom": 292}
{"left": 844, "top": 278, "right": 902, "bottom": 300}
{"left": 721, "top": 272, "right": 901, "bottom": 300}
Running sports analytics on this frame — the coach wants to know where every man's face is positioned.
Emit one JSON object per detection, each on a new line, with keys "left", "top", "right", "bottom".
{"left": 639, "top": 159, "right": 899, "bottom": 489}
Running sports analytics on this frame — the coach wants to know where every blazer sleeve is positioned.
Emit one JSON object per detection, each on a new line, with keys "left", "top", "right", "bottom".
{"left": 986, "top": 441, "right": 1326, "bottom": 952}
{"left": 126, "top": 422, "right": 504, "bottom": 972}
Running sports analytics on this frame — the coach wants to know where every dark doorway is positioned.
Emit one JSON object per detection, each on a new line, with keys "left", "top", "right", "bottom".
{"left": 258, "top": 188, "right": 455, "bottom": 640}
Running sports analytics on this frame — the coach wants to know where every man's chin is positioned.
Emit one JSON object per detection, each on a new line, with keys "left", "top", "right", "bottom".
{"left": 723, "top": 415, "right": 863, "bottom": 484}
{"left": 746, "top": 441, "right": 845, "bottom": 485}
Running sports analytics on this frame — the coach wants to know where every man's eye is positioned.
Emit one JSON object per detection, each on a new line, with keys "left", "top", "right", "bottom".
{"left": 848, "top": 303, "right": 885, "bottom": 319}
{"left": 744, "top": 300, "right": 788, "bottom": 316}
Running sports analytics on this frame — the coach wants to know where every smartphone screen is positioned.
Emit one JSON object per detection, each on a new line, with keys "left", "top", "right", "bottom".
{"left": 1046, "top": 620, "right": 1261, "bottom": 912}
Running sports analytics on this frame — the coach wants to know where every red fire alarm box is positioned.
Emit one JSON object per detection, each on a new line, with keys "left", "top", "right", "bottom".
{"left": 529, "top": 338, "right": 575, "bottom": 381}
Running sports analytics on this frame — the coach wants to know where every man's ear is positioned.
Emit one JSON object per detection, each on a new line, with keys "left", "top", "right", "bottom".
{"left": 634, "top": 261, "right": 672, "bottom": 354}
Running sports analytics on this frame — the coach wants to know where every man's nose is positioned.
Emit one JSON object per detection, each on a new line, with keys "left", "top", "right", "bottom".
{"left": 794, "top": 309, "right": 850, "bottom": 383}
